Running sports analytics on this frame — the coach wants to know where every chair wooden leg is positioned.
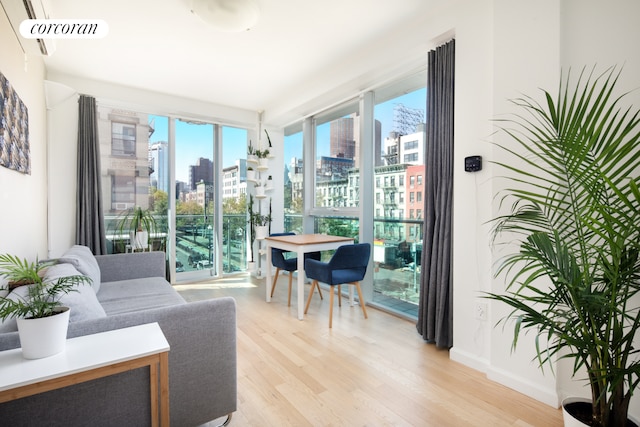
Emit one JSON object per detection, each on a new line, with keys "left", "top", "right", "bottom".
{"left": 337, "top": 284, "right": 342, "bottom": 307}
{"left": 329, "top": 285, "right": 334, "bottom": 328}
{"left": 317, "top": 283, "right": 323, "bottom": 300}
{"left": 287, "top": 272, "right": 293, "bottom": 307}
{"left": 305, "top": 280, "right": 317, "bottom": 314}
{"left": 354, "top": 281, "right": 368, "bottom": 319}
{"left": 270, "top": 268, "right": 281, "bottom": 297}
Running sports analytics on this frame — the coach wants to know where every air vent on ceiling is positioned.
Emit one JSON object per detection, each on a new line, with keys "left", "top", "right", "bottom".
{"left": 2, "top": 0, "right": 55, "bottom": 56}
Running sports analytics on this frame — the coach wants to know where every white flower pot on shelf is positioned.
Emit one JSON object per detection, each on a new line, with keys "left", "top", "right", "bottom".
{"left": 17, "top": 307, "right": 70, "bottom": 359}
{"left": 258, "top": 158, "right": 269, "bottom": 170}
{"left": 247, "top": 154, "right": 258, "bottom": 164}
{"left": 255, "top": 186, "right": 265, "bottom": 197}
{"left": 256, "top": 225, "right": 268, "bottom": 240}
{"left": 247, "top": 169, "right": 256, "bottom": 181}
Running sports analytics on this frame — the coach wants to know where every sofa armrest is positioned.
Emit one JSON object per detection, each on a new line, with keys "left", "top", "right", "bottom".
{"left": 0, "top": 297, "right": 237, "bottom": 427}
{"left": 94, "top": 251, "right": 166, "bottom": 283}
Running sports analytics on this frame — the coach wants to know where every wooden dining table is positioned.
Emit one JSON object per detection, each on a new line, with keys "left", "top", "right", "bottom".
{"left": 264, "top": 234, "right": 354, "bottom": 320}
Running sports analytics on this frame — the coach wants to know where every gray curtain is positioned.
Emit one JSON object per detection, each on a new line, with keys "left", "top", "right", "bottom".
{"left": 76, "top": 95, "right": 107, "bottom": 255}
{"left": 416, "top": 39, "right": 455, "bottom": 348}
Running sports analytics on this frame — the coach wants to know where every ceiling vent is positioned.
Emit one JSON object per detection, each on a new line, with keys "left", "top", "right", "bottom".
{"left": 2, "top": 0, "right": 55, "bottom": 55}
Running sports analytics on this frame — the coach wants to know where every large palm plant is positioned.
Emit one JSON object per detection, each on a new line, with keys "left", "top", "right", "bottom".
{"left": 487, "top": 67, "right": 640, "bottom": 427}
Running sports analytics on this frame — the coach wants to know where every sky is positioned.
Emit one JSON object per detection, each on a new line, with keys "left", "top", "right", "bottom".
{"left": 149, "top": 87, "right": 426, "bottom": 184}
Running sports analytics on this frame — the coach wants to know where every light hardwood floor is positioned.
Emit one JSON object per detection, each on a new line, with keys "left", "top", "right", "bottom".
{"left": 175, "top": 274, "right": 563, "bottom": 427}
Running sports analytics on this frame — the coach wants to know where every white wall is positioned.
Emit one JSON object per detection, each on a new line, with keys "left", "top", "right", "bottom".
{"left": 0, "top": 14, "right": 48, "bottom": 260}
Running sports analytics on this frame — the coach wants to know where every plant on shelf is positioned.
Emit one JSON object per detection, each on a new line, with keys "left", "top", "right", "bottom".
{"left": 112, "top": 206, "right": 158, "bottom": 252}
{"left": 486, "top": 66, "right": 640, "bottom": 427}
{"left": 251, "top": 212, "right": 272, "bottom": 227}
{"left": 255, "top": 148, "right": 270, "bottom": 159}
{"left": 0, "top": 254, "right": 90, "bottom": 320}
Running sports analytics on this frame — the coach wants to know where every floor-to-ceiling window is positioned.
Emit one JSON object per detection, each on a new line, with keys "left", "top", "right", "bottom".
{"left": 372, "top": 85, "right": 426, "bottom": 318}
{"left": 288, "top": 73, "right": 426, "bottom": 319}
{"left": 174, "top": 119, "right": 216, "bottom": 278}
{"left": 283, "top": 127, "right": 304, "bottom": 233}
{"left": 221, "top": 126, "right": 248, "bottom": 273}
{"left": 98, "top": 104, "right": 251, "bottom": 282}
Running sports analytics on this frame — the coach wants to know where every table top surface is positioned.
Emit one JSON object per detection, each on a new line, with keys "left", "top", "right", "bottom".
{"left": 265, "top": 233, "right": 354, "bottom": 246}
{"left": 0, "top": 322, "right": 169, "bottom": 391}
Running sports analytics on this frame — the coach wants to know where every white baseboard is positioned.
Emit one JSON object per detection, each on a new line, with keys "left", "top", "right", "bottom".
{"left": 486, "top": 366, "right": 559, "bottom": 408}
{"left": 449, "top": 347, "right": 489, "bottom": 373}
{"left": 450, "top": 347, "right": 559, "bottom": 409}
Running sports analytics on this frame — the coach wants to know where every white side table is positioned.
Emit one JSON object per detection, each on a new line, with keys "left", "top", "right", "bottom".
{"left": 0, "top": 322, "right": 170, "bottom": 426}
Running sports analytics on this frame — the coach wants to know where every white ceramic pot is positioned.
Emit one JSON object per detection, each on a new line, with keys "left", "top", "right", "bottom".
{"left": 562, "top": 397, "right": 590, "bottom": 427}
{"left": 255, "top": 225, "right": 268, "bottom": 240}
{"left": 16, "top": 307, "right": 70, "bottom": 359}
{"left": 562, "top": 397, "right": 639, "bottom": 427}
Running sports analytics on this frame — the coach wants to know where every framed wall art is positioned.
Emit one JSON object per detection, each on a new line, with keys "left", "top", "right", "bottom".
{"left": 0, "top": 71, "right": 30, "bottom": 175}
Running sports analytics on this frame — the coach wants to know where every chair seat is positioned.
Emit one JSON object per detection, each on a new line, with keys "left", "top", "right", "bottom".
{"left": 303, "top": 243, "right": 371, "bottom": 327}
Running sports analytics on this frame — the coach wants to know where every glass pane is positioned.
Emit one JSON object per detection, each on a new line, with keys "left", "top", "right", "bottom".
{"left": 372, "top": 88, "right": 426, "bottom": 317}
{"left": 314, "top": 103, "right": 360, "bottom": 209}
{"left": 284, "top": 130, "right": 303, "bottom": 233}
{"left": 175, "top": 120, "right": 215, "bottom": 275}
{"left": 221, "top": 126, "right": 248, "bottom": 273}
{"left": 99, "top": 106, "right": 168, "bottom": 257}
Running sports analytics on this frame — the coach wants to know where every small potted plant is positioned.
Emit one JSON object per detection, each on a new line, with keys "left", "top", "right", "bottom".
{"left": 246, "top": 166, "right": 256, "bottom": 182}
{"left": 253, "top": 213, "right": 272, "bottom": 240}
{"left": 254, "top": 181, "right": 265, "bottom": 197}
{"left": 0, "top": 254, "right": 91, "bottom": 359}
{"left": 247, "top": 140, "right": 258, "bottom": 164}
{"left": 113, "top": 206, "right": 157, "bottom": 253}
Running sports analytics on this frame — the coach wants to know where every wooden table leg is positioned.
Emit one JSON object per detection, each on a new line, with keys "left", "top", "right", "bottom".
{"left": 159, "top": 351, "right": 170, "bottom": 426}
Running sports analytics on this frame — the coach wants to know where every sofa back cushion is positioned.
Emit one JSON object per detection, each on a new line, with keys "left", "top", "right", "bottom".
{"left": 57, "top": 245, "right": 101, "bottom": 293}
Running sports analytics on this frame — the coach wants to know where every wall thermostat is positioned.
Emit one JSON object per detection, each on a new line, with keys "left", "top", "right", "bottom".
{"left": 464, "top": 155, "right": 482, "bottom": 172}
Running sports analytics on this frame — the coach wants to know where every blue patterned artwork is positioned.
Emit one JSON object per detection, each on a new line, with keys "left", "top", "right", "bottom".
{"left": 0, "top": 71, "right": 30, "bottom": 174}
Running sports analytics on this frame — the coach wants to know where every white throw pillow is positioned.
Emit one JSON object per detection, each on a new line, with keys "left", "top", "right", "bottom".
{"left": 43, "top": 263, "right": 107, "bottom": 322}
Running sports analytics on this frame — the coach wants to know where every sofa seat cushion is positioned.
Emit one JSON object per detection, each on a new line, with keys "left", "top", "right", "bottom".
{"left": 97, "top": 278, "right": 186, "bottom": 315}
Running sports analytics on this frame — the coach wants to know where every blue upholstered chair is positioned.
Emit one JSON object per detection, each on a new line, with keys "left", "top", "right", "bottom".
{"left": 304, "top": 243, "right": 371, "bottom": 328}
{"left": 270, "top": 233, "right": 322, "bottom": 306}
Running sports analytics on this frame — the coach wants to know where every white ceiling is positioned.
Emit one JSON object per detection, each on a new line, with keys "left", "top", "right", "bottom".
{"left": 34, "top": 0, "right": 436, "bottom": 125}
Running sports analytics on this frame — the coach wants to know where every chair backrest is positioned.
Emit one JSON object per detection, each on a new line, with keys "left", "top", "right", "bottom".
{"left": 270, "top": 233, "right": 295, "bottom": 267}
{"left": 329, "top": 243, "right": 371, "bottom": 276}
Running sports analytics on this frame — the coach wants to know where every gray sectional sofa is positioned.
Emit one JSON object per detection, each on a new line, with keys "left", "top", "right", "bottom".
{"left": 0, "top": 246, "right": 237, "bottom": 426}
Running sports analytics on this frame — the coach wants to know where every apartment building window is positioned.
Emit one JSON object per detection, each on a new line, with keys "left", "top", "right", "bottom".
{"left": 404, "top": 139, "right": 418, "bottom": 150}
{"left": 410, "top": 175, "right": 415, "bottom": 187}
{"left": 399, "top": 175, "right": 404, "bottom": 186}
{"left": 399, "top": 192, "right": 404, "bottom": 203}
{"left": 111, "top": 175, "right": 135, "bottom": 209}
{"left": 111, "top": 123, "right": 136, "bottom": 157}
{"left": 376, "top": 177, "right": 380, "bottom": 188}
{"left": 417, "top": 175, "right": 423, "bottom": 185}
{"left": 417, "top": 191, "right": 422, "bottom": 202}
{"left": 409, "top": 192, "right": 415, "bottom": 203}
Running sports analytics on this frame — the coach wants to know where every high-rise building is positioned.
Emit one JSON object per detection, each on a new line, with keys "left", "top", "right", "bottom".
{"left": 330, "top": 116, "right": 355, "bottom": 159}
{"left": 189, "top": 157, "right": 213, "bottom": 191}
{"left": 149, "top": 141, "right": 169, "bottom": 193}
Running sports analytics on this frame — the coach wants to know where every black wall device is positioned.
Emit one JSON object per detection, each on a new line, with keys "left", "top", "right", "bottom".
{"left": 464, "top": 155, "right": 482, "bottom": 172}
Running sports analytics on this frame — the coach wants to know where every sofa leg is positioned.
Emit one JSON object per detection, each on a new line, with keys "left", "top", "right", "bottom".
{"left": 215, "top": 413, "right": 233, "bottom": 426}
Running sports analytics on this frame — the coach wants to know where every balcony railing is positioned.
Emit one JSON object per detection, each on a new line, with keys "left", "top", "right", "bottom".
{"left": 104, "top": 212, "right": 421, "bottom": 316}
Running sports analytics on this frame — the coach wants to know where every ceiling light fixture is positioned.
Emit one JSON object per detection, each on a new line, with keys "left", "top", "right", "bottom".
{"left": 191, "top": 0, "right": 260, "bottom": 33}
